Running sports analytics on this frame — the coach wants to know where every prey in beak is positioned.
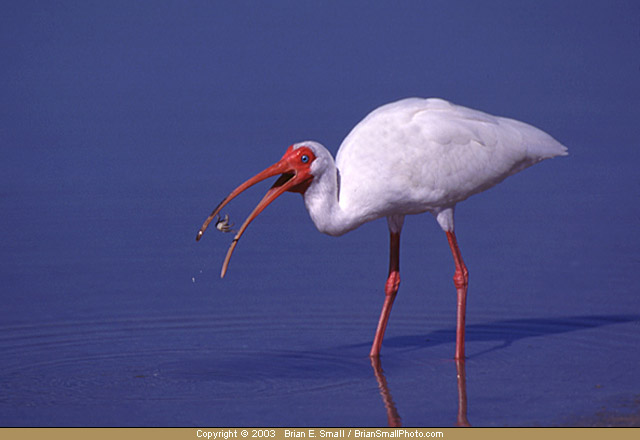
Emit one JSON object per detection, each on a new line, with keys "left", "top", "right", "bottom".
{"left": 196, "top": 144, "right": 316, "bottom": 277}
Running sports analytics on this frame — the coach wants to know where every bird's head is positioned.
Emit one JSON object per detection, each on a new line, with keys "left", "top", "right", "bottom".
{"left": 196, "top": 142, "right": 324, "bottom": 277}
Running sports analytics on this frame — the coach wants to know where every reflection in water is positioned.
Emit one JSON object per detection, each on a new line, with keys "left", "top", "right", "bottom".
{"left": 2, "top": 310, "right": 638, "bottom": 425}
{"left": 370, "top": 357, "right": 471, "bottom": 427}
{"left": 370, "top": 357, "right": 402, "bottom": 427}
{"left": 455, "top": 359, "right": 470, "bottom": 427}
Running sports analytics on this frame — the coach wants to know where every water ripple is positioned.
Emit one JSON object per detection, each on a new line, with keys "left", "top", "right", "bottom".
{"left": 0, "top": 314, "right": 372, "bottom": 406}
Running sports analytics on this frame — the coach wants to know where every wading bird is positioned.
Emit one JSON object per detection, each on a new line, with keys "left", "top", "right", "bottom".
{"left": 196, "top": 98, "right": 567, "bottom": 359}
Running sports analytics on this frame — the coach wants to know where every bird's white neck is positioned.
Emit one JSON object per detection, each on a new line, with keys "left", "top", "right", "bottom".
{"left": 301, "top": 154, "right": 365, "bottom": 237}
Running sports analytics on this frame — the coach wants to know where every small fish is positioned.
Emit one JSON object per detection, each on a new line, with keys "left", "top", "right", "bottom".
{"left": 215, "top": 214, "right": 235, "bottom": 233}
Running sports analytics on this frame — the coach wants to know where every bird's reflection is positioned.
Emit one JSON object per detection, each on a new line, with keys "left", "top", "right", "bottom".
{"left": 369, "top": 357, "right": 471, "bottom": 427}
{"left": 454, "top": 359, "right": 470, "bottom": 427}
{"left": 370, "top": 357, "right": 402, "bottom": 427}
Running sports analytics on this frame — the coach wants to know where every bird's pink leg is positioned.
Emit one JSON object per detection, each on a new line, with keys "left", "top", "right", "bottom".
{"left": 370, "top": 231, "right": 401, "bottom": 358}
{"left": 446, "top": 231, "right": 469, "bottom": 360}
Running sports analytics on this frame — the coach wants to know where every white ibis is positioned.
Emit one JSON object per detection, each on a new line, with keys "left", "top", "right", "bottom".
{"left": 197, "top": 98, "right": 567, "bottom": 359}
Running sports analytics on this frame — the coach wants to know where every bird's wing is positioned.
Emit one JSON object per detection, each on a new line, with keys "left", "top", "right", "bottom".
{"left": 336, "top": 98, "right": 566, "bottom": 215}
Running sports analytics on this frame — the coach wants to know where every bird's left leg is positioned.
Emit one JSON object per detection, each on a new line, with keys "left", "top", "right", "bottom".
{"left": 370, "top": 215, "right": 404, "bottom": 358}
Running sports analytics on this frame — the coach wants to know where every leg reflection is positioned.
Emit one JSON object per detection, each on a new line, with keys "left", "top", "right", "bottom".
{"left": 370, "top": 357, "right": 471, "bottom": 427}
{"left": 370, "top": 357, "right": 402, "bottom": 427}
{"left": 455, "top": 359, "right": 471, "bottom": 427}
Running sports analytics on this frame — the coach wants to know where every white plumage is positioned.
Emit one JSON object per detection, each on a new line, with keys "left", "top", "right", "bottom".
{"left": 197, "top": 97, "right": 567, "bottom": 359}
{"left": 300, "top": 98, "right": 566, "bottom": 236}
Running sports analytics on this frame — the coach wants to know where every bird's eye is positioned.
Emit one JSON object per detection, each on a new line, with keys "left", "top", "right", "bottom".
{"left": 301, "top": 154, "right": 309, "bottom": 163}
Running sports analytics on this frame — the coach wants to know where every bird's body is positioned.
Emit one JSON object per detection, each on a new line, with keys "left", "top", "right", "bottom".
{"left": 302, "top": 98, "right": 566, "bottom": 236}
{"left": 197, "top": 97, "right": 567, "bottom": 359}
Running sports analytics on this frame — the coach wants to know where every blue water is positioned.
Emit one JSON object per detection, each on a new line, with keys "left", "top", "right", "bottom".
{"left": 2, "top": 1, "right": 639, "bottom": 427}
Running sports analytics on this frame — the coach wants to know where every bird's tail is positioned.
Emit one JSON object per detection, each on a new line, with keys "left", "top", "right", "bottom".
{"left": 514, "top": 119, "right": 568, "bottom": 160}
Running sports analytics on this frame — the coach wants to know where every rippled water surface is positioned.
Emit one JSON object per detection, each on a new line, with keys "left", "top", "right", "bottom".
{"left": 2, "top": 1, "right": 639, "bottom": 427}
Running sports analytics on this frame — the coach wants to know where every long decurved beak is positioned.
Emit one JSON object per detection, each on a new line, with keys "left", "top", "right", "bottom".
{"left": 196, "top": 148, "right": 312, "bottom": 278}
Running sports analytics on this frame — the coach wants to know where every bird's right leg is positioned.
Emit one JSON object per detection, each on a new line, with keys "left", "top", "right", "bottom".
{"left": 446, "top": 230, "right": 469, "bottom": 360}
{"left": 370, "top": 215, "right": 404, "bottom": 358}
{"left": 436, "top": 208, "right": 469, "bottom": 360}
